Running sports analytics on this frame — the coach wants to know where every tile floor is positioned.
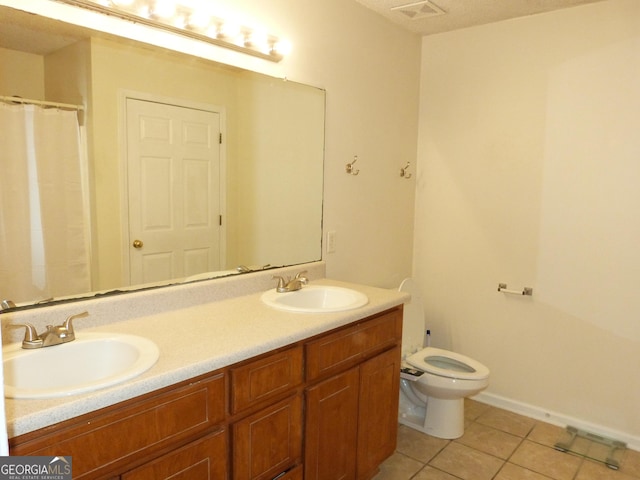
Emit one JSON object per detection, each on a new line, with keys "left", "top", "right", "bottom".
{"left": 374, "top": 399, "right": 640, "bottom": 480}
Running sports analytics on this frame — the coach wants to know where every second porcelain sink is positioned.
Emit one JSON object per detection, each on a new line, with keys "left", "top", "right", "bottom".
{"left": 3, "top": 332, "right": 159, "bottom": 399}
{"left": 261, "top": 285, "right": 368, "bottom": 313}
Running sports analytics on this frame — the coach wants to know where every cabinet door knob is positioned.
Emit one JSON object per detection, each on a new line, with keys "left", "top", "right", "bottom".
{"left": 132, "top": 239, "right": 144, "bottom": 249}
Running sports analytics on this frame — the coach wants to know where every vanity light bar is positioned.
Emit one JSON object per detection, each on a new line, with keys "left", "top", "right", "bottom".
{"left": 53, "top": 0, "right": 290, "bottom": 62}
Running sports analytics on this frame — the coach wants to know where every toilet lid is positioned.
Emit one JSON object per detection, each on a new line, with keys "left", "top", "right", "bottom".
{"left": 406, "top": 347, "right": 490, "bottom": 380}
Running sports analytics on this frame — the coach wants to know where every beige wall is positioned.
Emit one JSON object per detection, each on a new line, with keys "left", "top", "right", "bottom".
{"left": 415, "top": 0, "right": 640, "bottom": 445}
{"left": 0, "top": 47, "right": 44, "bottom": 98}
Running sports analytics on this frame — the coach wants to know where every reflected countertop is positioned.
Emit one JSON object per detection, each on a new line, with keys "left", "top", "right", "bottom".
{"left": 5, "top": 276, "right": 409, "bottom": 438}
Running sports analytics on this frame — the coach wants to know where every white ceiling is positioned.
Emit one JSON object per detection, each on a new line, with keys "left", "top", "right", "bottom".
{"left": 354, "top": 0, "right": 608, "bottom": 35}
{"left": 0, "top": 1, "right": 610, "bottom": 56}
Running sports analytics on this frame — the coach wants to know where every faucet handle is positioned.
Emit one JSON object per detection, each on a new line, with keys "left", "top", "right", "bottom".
{"left": 294, "top": 271, "right": 309, "bottom": 284}
{"left": 1, "top": 300, "right": 16, "bottom": 310}
{"left": 7, "top": 323, "right": 43, "bottom": 349}
{"left": 62, "top": 311, "right": 89, "bottom": 336}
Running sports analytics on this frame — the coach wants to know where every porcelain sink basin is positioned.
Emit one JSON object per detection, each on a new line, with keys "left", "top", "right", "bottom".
{"left": 261, "top": 285, "right": 368, "bottom": 313}
{"left": 3, "top": 332, "right": 159, "bottom": 399}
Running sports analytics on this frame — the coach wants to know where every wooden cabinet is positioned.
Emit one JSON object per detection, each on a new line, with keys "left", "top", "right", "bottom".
{"left": 9, "top": 306, "right": 402, "bottom": 480}
{"left": 230, "top": 347, "right": 304, "bottom": 480}
{"left": 306, "top": 310, "right": 401, "bottom": 382}
{"left": 232, "top": 395, "right": 302, "bottom": 480}
{"left": 356, "top": 347, "right": 401, "bottom": 478}
{"left": 10, "top": 373, "right": 226, "bottom": 480}
{"left": 305, "top": 309, "right": 402, "bottom": 480}
{"left": 230, "top": 346, "right": 303, "bottom": 414}
{"left": 121, "top": 429, "right": 228, "bottom": 480}
{"left": 305, "top": 367, "right": 359, "bottom": 480}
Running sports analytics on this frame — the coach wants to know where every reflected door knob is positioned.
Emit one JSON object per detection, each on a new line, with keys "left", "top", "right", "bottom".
{"left": 132, "top": 239, "right": 144, "bottom": 249}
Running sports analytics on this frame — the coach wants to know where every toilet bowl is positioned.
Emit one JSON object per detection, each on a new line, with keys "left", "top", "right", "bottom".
{"left": 398, "top": 279, "right": 490, "bottom": 439}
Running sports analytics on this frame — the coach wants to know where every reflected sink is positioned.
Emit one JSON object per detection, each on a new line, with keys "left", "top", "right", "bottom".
{"left": 261, "top": 285, "right": 368, "bottom": 313}
{"left": 3, "top": 332, "right": 159, "bottom": 399}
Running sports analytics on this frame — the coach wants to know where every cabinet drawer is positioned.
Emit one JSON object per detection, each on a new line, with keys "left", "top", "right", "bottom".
{"left": 306, "top": 308, "right": 402, "bottom": 381}
{"left": 231, "top": 346, "right": 303, "bottom": 413}
{"left": 232, "top": 394, "right": 303, "bottom": 480}
{"left": 122, "top": 429, "right": 227, "bottom": 480}
{"left": 10, "top": 373, "right": 226, "bottom": 479}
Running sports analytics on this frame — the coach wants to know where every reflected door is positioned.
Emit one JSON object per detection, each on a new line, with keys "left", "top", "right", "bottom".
{"left": 126, "top": 98, "right": 221, "bottom": 285}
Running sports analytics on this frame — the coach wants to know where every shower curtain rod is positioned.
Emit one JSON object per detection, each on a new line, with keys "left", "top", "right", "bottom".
{"left": 0, "top": 95, "right": 84, "bottom": 111}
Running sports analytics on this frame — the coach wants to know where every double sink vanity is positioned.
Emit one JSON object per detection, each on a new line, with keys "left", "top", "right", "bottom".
{"left": 1, "top": 263, "right": 409, "bottom": 480}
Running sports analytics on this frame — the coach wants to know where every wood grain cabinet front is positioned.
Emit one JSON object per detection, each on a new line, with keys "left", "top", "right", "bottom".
{"left": 9, "top": 373, "right": 226, "bottom": 480}
{"left": 230, "top": 346, "right": 303, "bottom": 414}
{"left": 356, "top": 347, "right": 401, "bottom": 479}
{"left": 121, "top": 429, "right": 228, "bottom": 480}
{"left": 232, "top": 394, "right": 303, "bottom": 480}
{"left": 305, "top": 367, "right": 359, "bottom": 480}
{"left": 306, "top": 308, "right": 402, "bottom": 382}
{"left": 304, "top": 309, "right": 402, "bottom": 480}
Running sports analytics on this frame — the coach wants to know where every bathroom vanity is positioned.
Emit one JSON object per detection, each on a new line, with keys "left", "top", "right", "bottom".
{"left": 3, "top": 268, "right": 407, "bottom": 480}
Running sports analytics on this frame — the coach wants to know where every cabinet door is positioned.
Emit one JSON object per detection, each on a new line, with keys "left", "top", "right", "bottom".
{"left": 356, "top": 347, "right": 401, "bottom": 480}
{"left": 233, "top": 395, "right": 302, "bottom": 480}
{"left": 305, "top": 367, "right": 359, "bottom": 480}
{"left": 122, "top": 429, "right": 227, "bottom": 480}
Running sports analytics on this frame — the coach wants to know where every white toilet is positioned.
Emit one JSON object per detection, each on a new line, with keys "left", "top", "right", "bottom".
{"left": 398, "top": 278, "right": 490, "bottom": 439}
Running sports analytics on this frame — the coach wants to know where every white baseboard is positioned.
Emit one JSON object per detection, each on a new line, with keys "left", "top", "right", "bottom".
{"left": 473, "top": 391, "right": 640, "bottom": 452}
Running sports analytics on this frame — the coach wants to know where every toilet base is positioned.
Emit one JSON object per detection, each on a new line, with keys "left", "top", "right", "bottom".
{"left": 423, "top": 397, "right": 464, "bottom": 439}
{"left": 398, "top": 383, "right": 466, "bottom": 439}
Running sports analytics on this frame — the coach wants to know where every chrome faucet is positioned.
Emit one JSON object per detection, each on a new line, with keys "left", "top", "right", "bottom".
{"left": 272, "top": 271, "right": 309, "bottom": 293}
{"left": 9, "top": 311, "right": 89, "bottom": 349}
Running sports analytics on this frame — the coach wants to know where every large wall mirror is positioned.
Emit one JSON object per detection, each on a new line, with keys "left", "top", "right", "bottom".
{"left": 0, "top": 5, "right": 325, "bottom": 310}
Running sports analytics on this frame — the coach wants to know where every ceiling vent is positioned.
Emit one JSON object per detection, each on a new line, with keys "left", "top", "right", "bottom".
{"left": 391, "top": 0, "right": 446, "bottom": 19}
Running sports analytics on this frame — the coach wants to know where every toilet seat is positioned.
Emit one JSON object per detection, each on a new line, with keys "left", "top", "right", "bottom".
{"left": 407, "top": 347, "right": 490, "bottom": 381}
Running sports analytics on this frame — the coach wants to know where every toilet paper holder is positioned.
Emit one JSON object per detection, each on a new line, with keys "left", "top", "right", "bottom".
{"left": 498, "top": 283, "right": 533, "bottom": 296}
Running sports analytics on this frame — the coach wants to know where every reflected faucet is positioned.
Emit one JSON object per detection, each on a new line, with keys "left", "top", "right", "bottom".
{"left": 8, "top": 311, "right": 89, "bottom": 349}
{"left": 272, "top": 271, "right": 309, "bottom": 293}
{"left": 237, "top": 264, "right": 272, "bottom": 273}
{"left": 1, "top": 300, "right": 16, "bottom": 310}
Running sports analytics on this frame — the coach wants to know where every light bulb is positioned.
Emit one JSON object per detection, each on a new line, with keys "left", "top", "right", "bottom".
{"left": 153, "top": 0, "right": 176, "bottom": 18}
{"left": 246, "top": 30, "right": 268, "bottom": 51}
{"left": 173, "top": 15, "right": 187, "bottom": 29}
{"left": 188, "top": 11, "right": 210, "bottom": 30}
{"left": 272, "top": 39, "right": 292, "bottom": 57}
{"left": 137, "top": 4, "right": 151, "bottom": 18}
{"left": 217, "top": 22, "right": 240, "bottom": 39}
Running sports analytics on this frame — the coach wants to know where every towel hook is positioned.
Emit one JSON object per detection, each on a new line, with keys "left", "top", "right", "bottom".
{"left": 400, "top": 162, "right": 412, "bottom": 179}
{"left": 346, "top": 155, "right": 360, "bottom": 175}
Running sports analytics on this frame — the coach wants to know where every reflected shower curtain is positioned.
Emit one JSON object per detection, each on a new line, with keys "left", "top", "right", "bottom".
{"left": 0, "top": 103, "right": 91, "bottom": 304}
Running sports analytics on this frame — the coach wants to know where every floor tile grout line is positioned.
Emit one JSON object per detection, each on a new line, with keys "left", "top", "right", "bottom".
{"left": 391, "top": 401, "right": 640, "bottom": 480}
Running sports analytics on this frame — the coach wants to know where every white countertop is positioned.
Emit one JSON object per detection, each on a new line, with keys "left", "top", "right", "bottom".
{"left": 5, "top": 278, "right": 408, "bottom": 438}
